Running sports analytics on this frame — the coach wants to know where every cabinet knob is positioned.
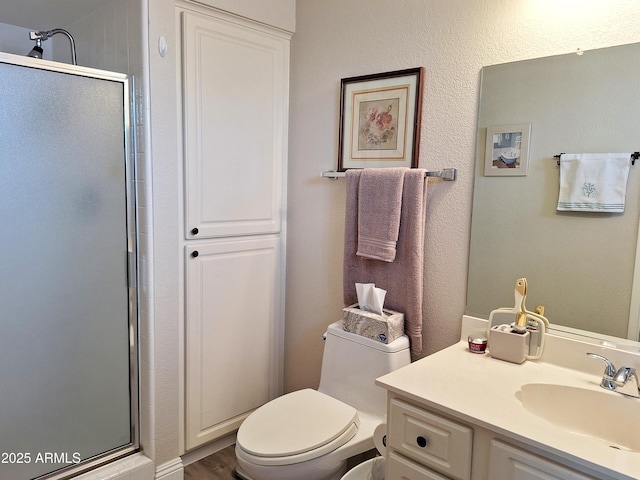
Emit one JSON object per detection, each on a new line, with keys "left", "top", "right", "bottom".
{"left": 191, "top": 227, "right": 199, "bottom": 235}
{"left": 416, "top": 436, "right": 428, "bottom": 448}
{"left": 191, "top": 250, "right": 199, "bottom": 258}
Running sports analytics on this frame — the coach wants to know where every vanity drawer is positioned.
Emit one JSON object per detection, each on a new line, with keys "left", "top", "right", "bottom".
{"left": 388, "top": 398, "right": 472, "bottom": 480}
{"left": 388, "top": 451, "right": 451, "bottom": 480}
{"left": 489, "top": 440, "right": 598, "bottom": 479}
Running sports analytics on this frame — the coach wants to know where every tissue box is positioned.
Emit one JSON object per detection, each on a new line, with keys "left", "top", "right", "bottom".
{"left": 342, "top": 304, "right": 404, "bottom": 343}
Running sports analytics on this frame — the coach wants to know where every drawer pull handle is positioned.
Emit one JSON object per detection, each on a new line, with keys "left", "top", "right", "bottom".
{"left": 416, "top": 436, "right": 428, "bottom": 448}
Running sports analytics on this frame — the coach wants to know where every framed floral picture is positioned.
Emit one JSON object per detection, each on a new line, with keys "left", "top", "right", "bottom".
{"left": 484, "top": 124, "right": 531, "bottom": 176}
{"left": 338, "top": 68, "right": 424, "bottom": 171}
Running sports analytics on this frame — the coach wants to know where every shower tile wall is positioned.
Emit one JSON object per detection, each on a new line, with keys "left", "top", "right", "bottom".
{"left": 60, "top": 0, "right": 142, "bottom": 74}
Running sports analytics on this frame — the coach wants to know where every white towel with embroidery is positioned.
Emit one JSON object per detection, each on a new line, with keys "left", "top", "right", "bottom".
{"left": 557, "top": 153, "right": 632, "bottom": 212}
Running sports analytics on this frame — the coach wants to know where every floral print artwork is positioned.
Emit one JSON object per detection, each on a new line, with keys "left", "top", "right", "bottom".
{"left": 358, "top": 98, "right": 400, "bottom": 151}
{"left": 338, "top": 68, "right": 422, "bottom": 170}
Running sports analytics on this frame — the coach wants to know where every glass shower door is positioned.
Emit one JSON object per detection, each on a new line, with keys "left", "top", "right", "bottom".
{"left": 0, "top": 53, "right": 137, "bottom": 480}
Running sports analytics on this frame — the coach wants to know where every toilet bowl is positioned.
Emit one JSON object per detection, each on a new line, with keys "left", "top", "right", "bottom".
{"left": 234, "top": 320, "right": 410, "bottom": 480}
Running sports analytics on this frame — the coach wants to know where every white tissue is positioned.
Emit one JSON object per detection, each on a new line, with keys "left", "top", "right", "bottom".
{"left": 355, "top": 283, "right": 387, "bottom": 316}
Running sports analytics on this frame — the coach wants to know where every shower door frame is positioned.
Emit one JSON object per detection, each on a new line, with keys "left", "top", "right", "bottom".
{"left": 0, "top": 52, "right": 140, "bottom": 480}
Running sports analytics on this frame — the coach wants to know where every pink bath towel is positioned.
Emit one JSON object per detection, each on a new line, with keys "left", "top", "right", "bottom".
{"left": 344, "top": 168, "right": 427, "bottom": 359}
{"left": 356, "top": 168, "right": 406, "bottom": 262}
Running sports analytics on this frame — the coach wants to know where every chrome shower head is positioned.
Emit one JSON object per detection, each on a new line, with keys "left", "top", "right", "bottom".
{"left": 26, "top": 29, "right": 77, "bottom": 65}
{"left": 27, "top": 39, "right": 44, "bottom": 59}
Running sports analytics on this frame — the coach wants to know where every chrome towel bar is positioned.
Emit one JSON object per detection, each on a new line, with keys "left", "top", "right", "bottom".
{"left": 554, "top": 152, "right": 639, "bottom": 166}
{"left": 321, "top": 168, "right": 457, "bottom": 181}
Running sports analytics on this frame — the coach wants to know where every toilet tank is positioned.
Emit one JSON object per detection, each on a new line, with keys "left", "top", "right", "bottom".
{"left": 318, "top": 320, "right": 410, "bottom": 415}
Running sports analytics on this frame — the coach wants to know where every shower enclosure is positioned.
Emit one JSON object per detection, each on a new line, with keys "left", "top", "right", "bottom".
{"left": 0, "top": 53, "right": 138, "bottom": 479}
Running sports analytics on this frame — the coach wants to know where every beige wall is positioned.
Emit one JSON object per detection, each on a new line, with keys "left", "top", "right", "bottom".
{"left": 147, "top": 0, "right": 181, "bottom": 466}
{"left": 285, "top": 0, "right": 640, "bottom": 392}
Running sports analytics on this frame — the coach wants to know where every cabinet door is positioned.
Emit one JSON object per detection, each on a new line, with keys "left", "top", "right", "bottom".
{"left": 185, "top": 237, "right": 282, "bottom": 449}
{"left": 181, "top": 10, "right": 289, "bottom": 238}
{"left": 489, "top": 440, "right": 598, "bottom": 480}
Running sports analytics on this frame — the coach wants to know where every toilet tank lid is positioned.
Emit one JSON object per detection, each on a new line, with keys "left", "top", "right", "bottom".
{"left": 326, "top": 320, "right": 410, "bottom": 353}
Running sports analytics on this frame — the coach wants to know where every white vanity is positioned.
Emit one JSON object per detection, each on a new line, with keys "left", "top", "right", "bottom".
{"left": 376, "top": 316, "right": 640, "bottom": 480}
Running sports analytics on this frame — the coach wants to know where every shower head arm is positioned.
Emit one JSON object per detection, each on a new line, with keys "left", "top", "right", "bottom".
{"left": 29, "top": 28, "right": 77, "bottom": 65}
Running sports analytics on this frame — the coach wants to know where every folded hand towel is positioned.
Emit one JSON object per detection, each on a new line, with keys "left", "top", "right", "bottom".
{"left": 557, "top": 153, "right": 632, "bottom": 212}
{"left": 356, "top": 167, "right": 407, "bottom": 262}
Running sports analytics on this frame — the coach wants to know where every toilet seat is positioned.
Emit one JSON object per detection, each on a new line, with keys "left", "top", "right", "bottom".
{"left": 236, "top": 388, "right": 359, "bottom": 466}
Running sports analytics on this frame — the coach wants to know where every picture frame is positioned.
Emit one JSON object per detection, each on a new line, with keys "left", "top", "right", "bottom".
{"left": 484, "top": 124, "right": 531, "bottom": 176}
{"left": 338, "top": 67, "right": 424, "bottom": 171}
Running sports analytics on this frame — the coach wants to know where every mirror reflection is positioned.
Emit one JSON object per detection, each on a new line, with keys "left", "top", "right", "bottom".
{"left": 467, "top": 42, "right": 640, "bottom": 341}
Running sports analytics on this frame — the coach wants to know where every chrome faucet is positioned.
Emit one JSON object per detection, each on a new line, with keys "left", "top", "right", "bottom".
{"left": 587, "top": 353, "right": 640, "bottom": 398}
{"left": 613, "top": 366, "right": 640, "bottom": 397}
{"left": 586, "top": 353, "right": 616, "bottom": 390}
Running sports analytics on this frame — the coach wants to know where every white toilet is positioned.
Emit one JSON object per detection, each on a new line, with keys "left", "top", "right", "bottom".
{"left": 234, "top": 320, "right": 411, "bottom": 480}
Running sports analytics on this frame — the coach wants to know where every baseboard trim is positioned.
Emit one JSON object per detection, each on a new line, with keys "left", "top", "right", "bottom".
{"left": 155, "top": 457, "right": 184, "bottom": 480}
{"left": 181, "top": 433, "right": 236, "bottom": 466}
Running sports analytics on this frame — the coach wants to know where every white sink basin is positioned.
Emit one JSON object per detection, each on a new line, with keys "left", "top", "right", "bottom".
{"left": 518, "top": 383, "right": 640, "bottom": 453}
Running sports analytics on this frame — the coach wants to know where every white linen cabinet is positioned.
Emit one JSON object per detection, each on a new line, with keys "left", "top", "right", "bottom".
{"left": 178, "top": 4, "right": 290, "bottom": 450}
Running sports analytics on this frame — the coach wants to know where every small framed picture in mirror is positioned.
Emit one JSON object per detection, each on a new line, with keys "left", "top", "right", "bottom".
{"left": 484, "top": 124, "right": 531, "bottom": 176}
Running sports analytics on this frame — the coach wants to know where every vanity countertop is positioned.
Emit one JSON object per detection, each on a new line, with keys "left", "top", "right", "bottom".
{"left": 376, "top": 337, "right": 640, "bottom": 480}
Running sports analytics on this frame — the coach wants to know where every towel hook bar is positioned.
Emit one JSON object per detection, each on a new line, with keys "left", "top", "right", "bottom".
{"left": 555, "top": 152, "right": 639, "bottom": 166}
{"left": 321, "top": 168, "right": 457, "bottom": 181}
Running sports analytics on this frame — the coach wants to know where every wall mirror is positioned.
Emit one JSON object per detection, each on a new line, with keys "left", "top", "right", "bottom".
{"left": 467, "top": 42, "right": 640, "bottom": 343}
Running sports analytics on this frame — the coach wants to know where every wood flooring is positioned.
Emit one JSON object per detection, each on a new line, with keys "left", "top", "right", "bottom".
{"left": 184, "top": 444, "right": 239, "bottom": 480}
{"left": 184, "top": 443, "right": 377, "bottom": 480}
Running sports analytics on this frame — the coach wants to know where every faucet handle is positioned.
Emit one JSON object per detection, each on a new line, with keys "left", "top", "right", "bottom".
{"left": 612, "top": 366, "right": 640, "bottom": 397}
{"left": 587, "top": 353, "right": 617, "bottom": 390}
{"left": 613, "top": 366, "right": 635, "bottom": 386}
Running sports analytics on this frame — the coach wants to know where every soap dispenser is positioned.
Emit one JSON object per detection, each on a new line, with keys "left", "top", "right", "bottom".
{"left": 486, "top": 278, "right": 549, "bottom": 364}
